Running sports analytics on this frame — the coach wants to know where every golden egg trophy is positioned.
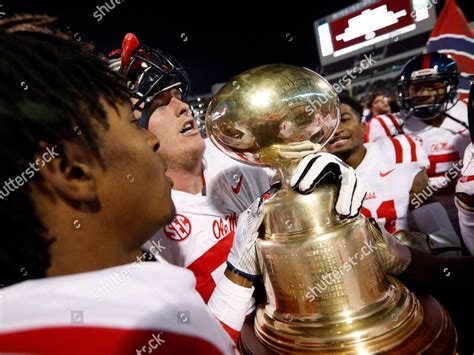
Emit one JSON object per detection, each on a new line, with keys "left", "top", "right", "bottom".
{"left": 205, "top": 64, "right": 456, "bottom": 354}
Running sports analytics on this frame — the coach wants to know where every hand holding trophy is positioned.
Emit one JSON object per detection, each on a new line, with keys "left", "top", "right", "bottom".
{"left": 206, "top": 64, "right": 456, "bottom": 354}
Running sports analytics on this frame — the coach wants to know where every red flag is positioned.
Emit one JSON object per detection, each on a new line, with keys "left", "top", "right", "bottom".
{"left": 426, "top": 0, "right": 474, "bottom": 99}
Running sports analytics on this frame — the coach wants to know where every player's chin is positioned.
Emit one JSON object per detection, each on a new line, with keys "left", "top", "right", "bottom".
{"left": 164, "top": 202, "right": 177, "bottom": 225}
{"left": 181, "top": 134, "right": 205, "bottom": 152}
{"left": 329, "top": 148, "right": 353, "bottom": 161}
{"left": 149, "top": 197, "right": 176, "bottom": 232}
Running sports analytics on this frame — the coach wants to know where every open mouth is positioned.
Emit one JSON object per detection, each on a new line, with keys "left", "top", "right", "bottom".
{"left": 179, "top": 119, "right": 197, "bottom": 135}
{"left": 329, "top": 136, "right": 350, "bottom": 145}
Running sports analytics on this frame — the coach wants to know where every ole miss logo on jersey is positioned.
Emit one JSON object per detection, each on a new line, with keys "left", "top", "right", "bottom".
{"left": 164, "top": 214, "right": 192, "bottom": 241}
{"left": 431, "top": 142, "right": 455, "bottom": 153}
{"left": 212, "top": 213, "right": 237, "bottom": 240}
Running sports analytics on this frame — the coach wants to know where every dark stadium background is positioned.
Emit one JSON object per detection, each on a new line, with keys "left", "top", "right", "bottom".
{"left": 4, "top": 0, "right": 473, "bottom": 94}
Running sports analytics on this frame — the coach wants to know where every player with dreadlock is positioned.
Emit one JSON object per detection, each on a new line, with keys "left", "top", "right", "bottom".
{"left": 0, "top": 15, "right": 244, "bottom": 354}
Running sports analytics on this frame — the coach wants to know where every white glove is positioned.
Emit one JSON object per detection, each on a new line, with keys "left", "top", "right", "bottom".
{"left": 290, "top": 152, "right": 366, "bottom": 218}
{"left": 227, "top": 197, "right": 265, "bottom": 280}
{"left": 456, "top": 143, "right": 474, "bottom": 206}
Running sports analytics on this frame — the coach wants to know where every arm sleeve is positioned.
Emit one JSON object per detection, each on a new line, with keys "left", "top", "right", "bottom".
{"left": 456, "top": 198, "right": 474, "bottom": 255}
{"left": 364, "top": 117, "right": 392, "bottom": 142}
{"left": 412, "top": 137, "right": 430, "bottom": 170}
{"left": 411, "top": 202, "right": 461, "bottom": 250}
{"left": 207, "top": 275, "right": 255, "bottom": 342}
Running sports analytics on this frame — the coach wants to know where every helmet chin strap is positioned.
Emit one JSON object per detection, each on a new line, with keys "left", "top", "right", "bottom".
{"left": 444, "top": 112, "right": 469, "bottom": 129}
{"left": 139, "top": 105, "right": 152, "bottom": 129}
{"left": 412, "top": 103, "right": 445, "bottom": 120}
{"left": 408, "top": 90, "right": 458, "bottom": 121}
{"left": 411, "top": 100, "right": 468, "bottom": 129}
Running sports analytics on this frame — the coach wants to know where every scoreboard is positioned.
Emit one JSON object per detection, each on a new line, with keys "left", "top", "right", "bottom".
{"left": 315, "top": 0, "right": 437, "bottom": 65}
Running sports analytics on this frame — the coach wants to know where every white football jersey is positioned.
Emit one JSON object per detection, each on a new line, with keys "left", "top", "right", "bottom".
{"left": 0, "top": 263, "right": 236, "bottom": 354}
{"left": 364, "top": 112, "right": 403, "bottom": 142}
{"left": 357, "top": 135, "right": 429, "bottom": 234}
{"left": 457, "top": 202, "right": 474, "bottom": 254}
{"left": 147, "top": 139, "right": 273, "bottom": 303}
{"left": 364, "top": 100, "right": 469, "bottom": 189}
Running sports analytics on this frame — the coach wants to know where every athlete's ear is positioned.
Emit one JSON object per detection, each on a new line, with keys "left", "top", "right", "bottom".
{"left": 360, "top": 121, "right": 367, "bottom": 137}
{"left": 35, "top": 141, "right": 98, "bottom": 205}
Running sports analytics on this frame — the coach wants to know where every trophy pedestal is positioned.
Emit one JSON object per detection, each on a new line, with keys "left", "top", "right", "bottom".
{"left": 240, "top": 290, "right": 457, "bottom": 354}
{"left": 246, "top": 187, "right": 457, "bottom": 354}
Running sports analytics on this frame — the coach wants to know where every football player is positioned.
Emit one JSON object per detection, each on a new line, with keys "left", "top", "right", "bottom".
{"left": 326, "top": 95, "right": 461, "bottom": 254}
{"left": 456, "top": 143, "right": 474, "bottom": 252}
{"left": 109, "top": 33, "right": 366, "bottom": 338}
{"left": 365, "top": 52, "right": 469, "bottom": 190}
{"left": 364, "top": 52, "right": 469, "bottom": 231}
{"left": 0, "top": 19, "right": 237, "bottom": 354}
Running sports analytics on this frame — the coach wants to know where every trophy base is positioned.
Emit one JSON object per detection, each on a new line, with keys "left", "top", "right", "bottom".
{"left": 240, "top": 282, "right": 456, "bottom": 354}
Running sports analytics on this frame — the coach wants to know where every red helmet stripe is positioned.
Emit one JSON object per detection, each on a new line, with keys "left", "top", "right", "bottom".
{"left": 422, "top": 53, "right": 431, "bottom": 69}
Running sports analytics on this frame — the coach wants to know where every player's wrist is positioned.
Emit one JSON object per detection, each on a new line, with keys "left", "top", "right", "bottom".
{"left": 225, "top": 262, "right": 256, "bottom": 286}
{"left": 455, "top": 195, "right": 474, "bottom": 212}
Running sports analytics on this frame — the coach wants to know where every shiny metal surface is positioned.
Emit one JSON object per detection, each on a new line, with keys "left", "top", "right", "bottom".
{"left": 205, "top": 64, "right": 456, "bottom": 353}
{"left": 206, "top": 64, "right": 339, "bottom": 168}
{"left": 254, "top": 185, "right": 424, "bottom": 353}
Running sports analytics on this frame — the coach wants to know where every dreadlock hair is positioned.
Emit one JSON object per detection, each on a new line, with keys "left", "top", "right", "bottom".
{"left": 0, "top": 15, "right": 130, "bottom": 287}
